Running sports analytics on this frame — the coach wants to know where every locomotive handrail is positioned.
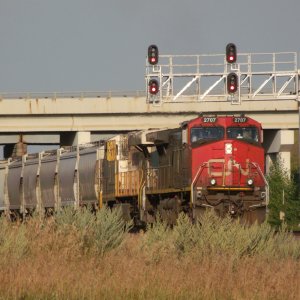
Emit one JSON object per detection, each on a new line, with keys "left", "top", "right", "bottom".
{"left": 138, "top": 170, "right": 146, "bottom": 210}
{"left": 190, "top": 162, "right": 208, "bottom": 206}
{"left": 115, "top": 170, "right": 141, "bottom": 197}
{"left": 250, "top": 162, "right": 270, "bottom": 206}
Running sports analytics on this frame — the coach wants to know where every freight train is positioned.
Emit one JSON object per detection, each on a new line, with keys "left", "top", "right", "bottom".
{"left": 0, "top": 115, "right": 268, "bottom": 224}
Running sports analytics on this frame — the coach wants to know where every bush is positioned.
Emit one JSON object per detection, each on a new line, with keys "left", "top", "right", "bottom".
{"left": 172, "top": 213, "right": 195, "bottom": 255}
{"left": 92, "top": 206, "right": 133, "bottom": 256}
{"left": 267, "top": 158, "right": 300, "bottom": 229}
{"left": 140, "top": 215, "right": 172, "bottom": 263}
{"left": 54, "top": 205, "right": 94, "bottom": 230}
{"left": 142, "top": 210, "right": 300, "bottom": 260}
{"left": 54, "top": 206, "right": 132, "bottom": 256}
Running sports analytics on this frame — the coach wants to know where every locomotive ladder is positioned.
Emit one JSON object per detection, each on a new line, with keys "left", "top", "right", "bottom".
{"left": 190, "top": 163, "right": 207, "bottom": 208}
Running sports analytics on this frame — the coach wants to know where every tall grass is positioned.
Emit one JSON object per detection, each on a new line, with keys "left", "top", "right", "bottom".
{"left": 0, "top": 209, "right": 299, "bottom": 299}
{"left": 142, "top": 211, "right": 300, "bottom": 260}
{"left": 0, "top": 217, "right": 29, "bottom": 259}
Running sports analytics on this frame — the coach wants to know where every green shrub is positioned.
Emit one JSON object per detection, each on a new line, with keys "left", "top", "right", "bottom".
{"left": 91, "top": 206, "right": 133, "bottom": 256}
{"left": 140, "top": 215, "right": 172, "bottom": 263}
{"left": 54, "top": 205, "right": 95, "bottom": 232}
{"left": 143, "top": 215, "right": 170, "bottom": 247}
{"left": 142, "top": 210, "right": 300, "bottom": 260}
{"left": 53, "top": 206, "right": 132, "bottom": 256}
{"left": 172, "top": 213, "right": 195, "bottom": 255}
{"left": 267, "top": 158, "right": 300, "bottom": 228}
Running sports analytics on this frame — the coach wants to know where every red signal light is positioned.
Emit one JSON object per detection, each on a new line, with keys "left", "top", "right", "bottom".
{"left": 148, "top": 79, "right": 159, "bottom": 95}
{"left": 226, "top": 43, "right": 237, "bottom": 64}
{"left": 227, "top": 73, "right": 238, "bottom": 94}
{"left": 148, "top": 45, "right": 159, "bottom": 65}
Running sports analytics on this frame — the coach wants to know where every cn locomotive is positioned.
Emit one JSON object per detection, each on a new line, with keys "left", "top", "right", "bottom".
{"left": 0, "top": 115, "right": 268, "bottom": 224}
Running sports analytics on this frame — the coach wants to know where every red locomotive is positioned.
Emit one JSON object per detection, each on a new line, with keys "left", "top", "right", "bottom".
{"left": 187, "top": 115, "right": 267, "bottom": 223}
{"left": 105, "top": 114, "right": 268, "bottom": 224}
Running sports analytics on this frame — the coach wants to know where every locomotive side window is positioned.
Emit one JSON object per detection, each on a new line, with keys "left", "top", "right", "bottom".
{"left": 227, "top": 127, "right": 259, "bottom": 142}
{"left": 191, "top": 127, "right": 224, "bottom": 143}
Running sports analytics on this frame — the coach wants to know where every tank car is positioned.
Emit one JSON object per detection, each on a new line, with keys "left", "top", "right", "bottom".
{"left": 0, "top": 143, "right": 105, "bottom": 217}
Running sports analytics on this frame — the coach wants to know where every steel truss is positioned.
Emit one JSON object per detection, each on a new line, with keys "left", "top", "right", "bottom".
{"left": 146, "top": 52, "right": 299, "bottom": 105}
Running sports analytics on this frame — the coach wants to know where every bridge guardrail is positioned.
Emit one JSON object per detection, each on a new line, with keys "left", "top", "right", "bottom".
{"left": 0, "top": 90, "right": 146, "bottom": 100}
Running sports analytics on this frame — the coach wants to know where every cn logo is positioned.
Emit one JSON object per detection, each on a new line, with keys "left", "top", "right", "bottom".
{"left": 208, "top": 159, "right": 250, "bottom": 176}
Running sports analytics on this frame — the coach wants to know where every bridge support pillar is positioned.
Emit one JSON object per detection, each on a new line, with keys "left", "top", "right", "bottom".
{"left": 60, "top": 131, "right": 91, "bottom": 146}
{"left": 3, "top": 145, "right": 14, "bottom": 159}
{"left": 3, "top": 142, "right": 27, "bottom": 159}
{"left": 264, "top": 129, "right": 294, "bottom": 175}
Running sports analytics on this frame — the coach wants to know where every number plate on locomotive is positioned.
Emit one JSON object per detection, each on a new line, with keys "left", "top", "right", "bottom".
{"left": 233, "top": 117, "right": 248, "bottom": 123}
{"left": 202, "top": 117, "right": 217, "bottom": 123}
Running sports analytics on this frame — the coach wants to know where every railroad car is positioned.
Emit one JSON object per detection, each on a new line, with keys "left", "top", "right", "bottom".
{"left": 0, "top": 115, "right": 268, "bottom": 224}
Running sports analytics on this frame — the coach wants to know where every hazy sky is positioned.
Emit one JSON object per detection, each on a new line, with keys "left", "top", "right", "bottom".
{"left": 0, "top": 0, "right": 299, "bottom": 93}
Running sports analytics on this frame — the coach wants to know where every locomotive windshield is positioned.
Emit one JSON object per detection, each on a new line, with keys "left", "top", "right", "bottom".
{"left": 227, "top": 126, "right": 259, "bottom": 142}
{"left": 191, "top": 127, "right": 224, "bottom": 143}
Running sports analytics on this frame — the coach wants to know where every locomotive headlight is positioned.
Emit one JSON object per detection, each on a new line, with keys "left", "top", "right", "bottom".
{"left": 247, "top": 178, "right": 254, "bottom": 186}
{"left": 225, "top": 143, "right": 232, "bottom": 154}
{"left": 210, "top": 178, "right": 216, "bottom": 186}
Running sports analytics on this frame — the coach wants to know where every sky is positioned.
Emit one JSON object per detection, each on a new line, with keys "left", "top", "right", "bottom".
{"left": 0, "top": 0, "right": 300, "bottom": 94}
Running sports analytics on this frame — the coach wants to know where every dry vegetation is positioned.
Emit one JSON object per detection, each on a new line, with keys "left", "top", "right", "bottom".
{"left": 0, "top": 208, "right": 299, "bottom": 300}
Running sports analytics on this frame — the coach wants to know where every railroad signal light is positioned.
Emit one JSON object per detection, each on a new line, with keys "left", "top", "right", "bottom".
{"left": 226, "top": 43, "right": 237, "bottom": 64}
{"left": 148, "top": 79, "right": 159, "bottom": 95}
{"left": 227, "top": 73, "right": 238, "bottom": 94}
{"left": 148, "top": 44, "right": 159, "bottom": 65}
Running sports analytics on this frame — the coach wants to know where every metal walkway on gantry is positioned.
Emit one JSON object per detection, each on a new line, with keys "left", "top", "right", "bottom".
{"left": 146, "top": 52, "right": 299, "bottom": 105}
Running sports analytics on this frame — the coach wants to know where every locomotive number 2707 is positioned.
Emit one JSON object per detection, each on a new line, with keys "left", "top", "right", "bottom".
{"left": 203, "top": 117, "right": 217, "bottom": 123}
{"left": 233, "top": 117, "right": 247, "bottom": 123}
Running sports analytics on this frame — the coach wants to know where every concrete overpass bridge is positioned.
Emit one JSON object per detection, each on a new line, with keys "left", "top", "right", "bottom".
{"left": 0, "top": 50, "right": 299, "bottom": 172}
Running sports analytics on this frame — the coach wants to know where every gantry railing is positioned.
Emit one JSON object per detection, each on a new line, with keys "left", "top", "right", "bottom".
{"left": 146, "top": 52, "right": 299, "bottom": 105}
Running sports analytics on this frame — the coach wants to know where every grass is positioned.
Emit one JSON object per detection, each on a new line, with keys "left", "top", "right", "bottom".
{"left": 0, "top": 209, "right": 299, "bottom": 299}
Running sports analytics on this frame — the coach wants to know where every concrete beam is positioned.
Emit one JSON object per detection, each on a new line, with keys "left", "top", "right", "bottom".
{"left": 74, "top": 132, "right": 91, "bottom": 145}
{"left": 0, "top": 113, "right": 298, "bottom": 133}
{"left": 264, "top": 130, "right": 294, "bottom": 153}
{"left": 265, "top": 152, "right": 292, "bottom": 176}
{"left": 0, "top": 97, "right": 297, "bottom": 115}
{"left": 60, "top": 131, "right": 91, "bottom": 146}
{"left": 0, "top": 134, "right": 60, "bottom": 144}
{"left": 279, "top": 152, "right": 292, "bottom": 176}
